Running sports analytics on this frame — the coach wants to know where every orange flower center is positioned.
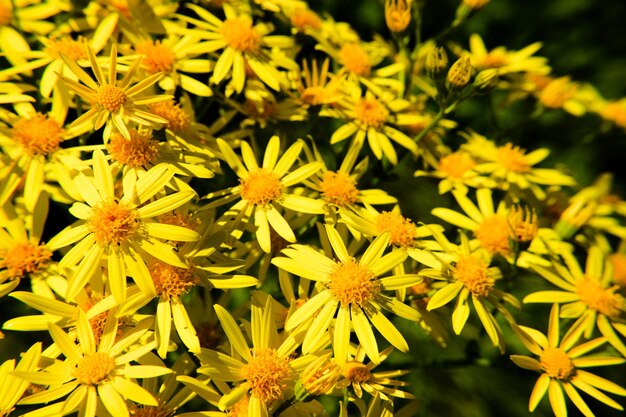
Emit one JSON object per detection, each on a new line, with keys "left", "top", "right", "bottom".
{"left": 0, "top": 1, "right": 12, "bottom": 26}
{"left": 339, "top": 43, "right": 371, "bottom": 77}
{"left": 241, "top": 348, "right": 291, "bottom": 404}
{"left": 374, "top": 211, "right": 417, "bottom": 247}
{"left": 148, "top": 260, "right": 196, "bottom": 300}
{"left": 354, "top": 97, "right": 389, "bottom": 129}
{"left": 453, "top": 255, "right": 494, "bottom": 297}
{"left": 46, "top": 37, "right": 86, "bottom": 61}
{"left": 575, "top": 278, "right": 624, "bottom": 319}
{"left": 221, "top": 17, "right": 261, "bottom": 53}
{"left": 136, "top": 40, "right": 177, "bottom": 74}
{"left": 74, "top": 352, "right": 116, "bottom": 385}
{"left": 97, "top": 85, "right": 126, "bottom": 112}
{"left": 610, "top": 253, "right": 626, "bottom": 287}
{"left": 129, "top": 404, "right": 174, "bottom": 417}
{"left": 12, "top": 113, "right": 64, "bottom": 157}
{"left": 438, "top": 152, "right": 476, "bottom": 179}
{"left": 239, "top": 168, "right": 283, "bottom": 206}
{"left": 497, "top": 143, "right": 530, "bottom": 173}
{"left": 107, "top": 130, "right": 159, "bottom": 168}
{"left": 320, "top": 171, "right": 359, "bottom": 206}
{"left": 88, "top": 201, "right": 140, "bottom": 247}
{"left": 229, "top": 394, "right": 250, "bottom": 417}
{"left": 539, "top": 347, "right": 575, "bottom": 381}
{"left": 475, "top": 215, "right": 511, "bottom": 255}
{"left": 342, "top": 361, "right": 371, "bottom": 383}
{"left": 327, "top": 259, "right": 380, "bottom": 307}
{"left": 290, "top": 8, "right": 322, "bottom": 31}
{"left": 602, "top": 102, "right": 626, "bottom": 129}
{"left": 0, "top": 242, "right": 52, "bottom": 279}
{"left": 148, "top": 100, "right": 191, "bottom": 132}
{"left": 539, "top": 78, "right": 576, "bottom": 109}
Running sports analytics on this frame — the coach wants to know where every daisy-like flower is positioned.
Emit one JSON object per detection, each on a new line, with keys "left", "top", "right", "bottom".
{"left": 415, "top": 149, "right": 493, "bottom": 195}
{"left": 46, "top": 150, "right": 200, "bottom": 303}
{"left": 421, "top": 231, "right": 517, "bottom": 351}
{"left": 529, "top": 74, "right": 595, "bottom": 117}
{"left": 511, "top": 304, "right": 626, "bottom": 417}
{"left": 524, "top": 246, "right": 626, "bottom": 357}
{"left": 181, "top": 298, "right": 309, "bottom": 417}
{"left": 0, "top": 342, "right": 41, "bottom": 416}
{"left": 463, "top": 34, "right": 550, "bottom": 75}
{"left": 327, "top": 84, "right": 420, "bottom": 165}
{"left": 203, "top": 135, "right": 325, "bottom": 253}
{"left": 272, "top": 225, "right": 422, "bottom": 364}
{"left": 177, "top": 3, "right": 296, "bottom": 94}
{"left": 58, "top": 42, "right": 171, "bottom": 140}
{"left": 336, "top": 346, "right": 414, "bottom": 400}
{"left": 461, "top": 131, "right": 575, "bottom": 199}
{"left": 13, "top": 310, "right": 172, "bottom": 417}
{"left": 297, "top": 59, "right": 344, "bottom": 107}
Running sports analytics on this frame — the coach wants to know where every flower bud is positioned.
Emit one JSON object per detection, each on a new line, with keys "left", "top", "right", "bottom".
{"left": 508, "top": 206, "right": 539, "bottom": 243}
{"left": 385, "top": 0, "right": 412, "bottom": 33}
{"left": 425, "top": 46, "right": 448, "bottom": 79}
{"left": 447, "top": 55, "right": 473, "bottom": 88}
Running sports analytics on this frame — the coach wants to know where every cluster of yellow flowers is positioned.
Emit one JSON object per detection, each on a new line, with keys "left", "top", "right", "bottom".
{"left": 1, "top": 0, "right": 626, "bottom": 416}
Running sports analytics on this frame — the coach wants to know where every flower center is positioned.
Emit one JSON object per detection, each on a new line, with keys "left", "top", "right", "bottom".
{"left": 148, "top": 100, "right": 191, "bottom": 132}
{"left": 88, "top": 201, "right": 140, "bottom": 247}
{"left": 339, "top": 43, "right": 371, "bottom": 77}
{"left": 453, "top": 255, "right": 494, "bottom": 297}
{"left": 229, "top": 394, "right": 250, "bottom": 417}
{"left": 46, "top": 37, "right": 86, "bottom": 61}
{"left": 602, "top": 102, "right": 626, "bottom": 129}
{"left": 0, "top": 0, "right": 12, "bottom": 26}
{"left": 540, "top": 347, "right": 575, "bottom": 381}
{"left": 610, "top": 253, "right": 626, "bottom": 287}
{"left": 241, "top": 348, "right": 291, "bottom": 404}
{"left": 475, "top": 215, "right": 511, "bottom": 255}
{"left": 497, "top": 143, "right": 530, "bottom": 173}
{"left": 0, "top": 242, "right": 52, "bottom": 279}
{"left": 158, "top": 211, "right": 199, "bottom": 231}
{"left": 320, "top": 171, "right": 359, "bottom": 206}
{"left": 342, "top": 361, "right": 371, "bottom": 384}
{"left": 438, "top": 152, "right": 476, "bottom": 179}
{"left": 539, "top": 77, "right": 576, "bottom": 109}
{"left": 301, "top": 86, "right": 331, "bottom": 106}
{"left": 148, "top": 261, "right": 196, "bottom": 300}
{"left": 96, "top": 85, "right": 126, "bottom": 112}
{"left": 354, "top": 97, "right": 389, "bottom": 129}
{"left": 480, "top": 51, "right": 508, "bottom": 69}
{"left": 239, "top": 168, "right": 283, "bottom": 207}
{"left": 508, "top": 206, "right": 539, "bottom": 242}
{"left": 12, "top": 113, "right": 64, "bottom": 157}
{"left": 221, "top": 17, "right": 261, "bottom": 53}
{"left": 136, "top": 40, "right": 177, "bottom": 74}
{"left": 374, "top": 211, "right": 417, "bottom": 247}
{"left": 290, "top": 8, "right": 322, "bottom": 31}
{"left": 74, "top": 352, "right": 116, "bottom": 385}
{"left": 575, "top": 278, "right": 624, "bottom": 319}
{"left": 129, "top": 404, "right": 174, "bottom": 417}
{"left": 327, "top": 259, "right": 380, "bottom": 307}
{"left": 107, "top": 130, "right": 160, "bottom": 168}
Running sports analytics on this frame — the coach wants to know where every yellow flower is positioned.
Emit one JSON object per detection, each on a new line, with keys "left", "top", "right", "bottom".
{"left": 178, "top": 3, "right": 295, "bottom": 93}
{"left": 46, "top": 150, "right": 200, "bottom": 303}
{"left": 525, "top": 246, "right": 626, "bottom": 357}
{"left": 0, "top": 342, "right": 41, "bottom": 416}
{"left": 415, "top": 149, "right": 495, "bottom": 194}
{"left": 58, "top": 42, "right": 171, "bottom": 140}
{"left": 203, "top": 135, "right": 325, "bottom": 253}
{"left": 13, "top": 310, "right": 172, "bottom": 417}
{"left": 511, "top": 304, "right": 626, "bottom": 417}
{"left": 297, "top": 59, "right": 344, "bottom": 107}
{"left": 272, "top": 225, "right": 422, "bottom": 364}
{"left": 465, "top": 34, "right": 550, "bottom": 75}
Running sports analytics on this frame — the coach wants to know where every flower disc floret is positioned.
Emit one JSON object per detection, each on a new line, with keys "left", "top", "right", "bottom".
{"left": 241, "top": 348, "right": 291, "bottom": 404}
{"left": 354, "top": 97, "right": 389, "bottom": 129}
{"left": 320, "top": 171, "right": 359, "bottom": 206}
{"left": 539, "top": 347, "right": 575, "bottom": 381}
{"left": 575, "top": 278, "right": 624, "bottom": 319}
{"left": 221, "top": 17, "right": 261, "bottom": 53}
{"left": 148, "top": 100, "right": 191, "bottom": 132}
{"left": 439, "top": 152, "right": 476, "bottom": 178}
{"left": 375, "top": 211, "right": 417, "bottom": 247}
{"left": 136, "top": 40, "right": 177, "bottom": 74}
{"left": 74, "top": 352, "right": 116, "bottom": 385}
{"left": 107, "top": 131, "right": 159, "bottom": 168}
{"left": 129, "top": 404, "right": 174, "bottom": 417}
{"left": 342, "top": 361, "right": 371, "bottom": 384}
{"left": 339, "top": 44, "right": 371, "bottom": 76}
{"left": 497, "top": 143, "right": 530, "bottom": 173}
{"left": 0, "top": 1, "right": 12, "bottom": 26}
{"left": 239, "top": 169, "right": 284, "bottom": 207}
{"left": 0, "top": 242, "right": 52, "bottom": 279}
{"left": 149, "top": 261, "right": 196, "bottom": 300}
{"left": 97, "top": 85, "right": 127, "bottom": 112}
{"left": 12, "top": 113, "right": 64, "bottom": 156}
{"left": 327, "top": 259, "right": 380, "bottom": 307}
{"left": 453, "top": 255, "right": 494, "bottom": 297}
{"left": 291, "top": 9, "right": 322, "bottom": 31}
{"left": 88, "top": 201, "right": 140, "bottom": 247}
{"left": 475, "top": 214, "right": 511, "bottom": 255}
{"left": 47, "top": 37, "right": 86, "bottom": 60}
